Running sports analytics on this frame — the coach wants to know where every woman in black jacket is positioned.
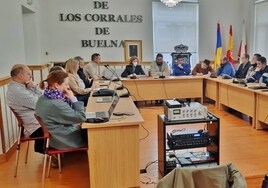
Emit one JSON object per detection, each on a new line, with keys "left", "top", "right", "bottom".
{"left": 121, "top": 56, "right": 145, "bottom": 78}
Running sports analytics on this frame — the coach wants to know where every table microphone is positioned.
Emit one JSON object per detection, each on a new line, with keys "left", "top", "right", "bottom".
{"left": 104, "top": 64, "right": 120, "bottom": 81}
{"left": 104, "top": 65, "right": 130, "bottom": 97}
{"left": 159, "top": 71, "right": 165, "bottom": 78}
{"left": 159, "top": 65, "right": 165, "bottom": 78}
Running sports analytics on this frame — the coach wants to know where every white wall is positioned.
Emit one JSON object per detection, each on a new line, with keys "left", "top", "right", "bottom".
{"left": 0, "top": 0, "right": 256, "bottom": 78}
{"left": 0, "top": 0, "right": 26, "bottom": 77}
{"left": 43, "top": 0, "right": 153, "bottom": 62}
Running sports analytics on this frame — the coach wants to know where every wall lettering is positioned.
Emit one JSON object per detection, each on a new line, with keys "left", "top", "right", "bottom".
{"left": 58, "top": 1, "right": 143, "bottom": 48}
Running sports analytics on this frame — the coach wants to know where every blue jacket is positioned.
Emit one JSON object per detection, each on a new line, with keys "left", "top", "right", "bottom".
{"left": 216, "top": 61, "right": 236, "bottom": 77}
{"left": 172, "top": 63, "right": 191, "bottom": 76}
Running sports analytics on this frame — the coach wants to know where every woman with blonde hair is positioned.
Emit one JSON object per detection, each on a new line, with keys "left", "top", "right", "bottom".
{"left": 65, "top": 58, "right": 92, "bottom": 106}
{"left": 121, "top": 56, "right": 145, "bottom": 78}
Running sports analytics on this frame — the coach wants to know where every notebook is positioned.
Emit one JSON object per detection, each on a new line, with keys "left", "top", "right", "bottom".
{"left": 96, "top": 80, "right": 112, "bottom": 89}
{"left": 86, "top": 94, "right": 120, "bottom": 121}
{"left": 233, "top": 78, "right": 246, "bottom": 84}
{"left": 248, "top": 85, "right": 268, "bottom": 90}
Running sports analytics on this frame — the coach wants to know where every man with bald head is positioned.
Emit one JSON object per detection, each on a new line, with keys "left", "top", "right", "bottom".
{"left": 216, "top": 57, "right": 236, "bottom": 78}
{"left": 7, "top": 64, "right": 44, "bottom": 153}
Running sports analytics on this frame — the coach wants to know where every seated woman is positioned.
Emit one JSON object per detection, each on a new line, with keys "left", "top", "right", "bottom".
{"left": 172, "top": 55, "right": 191, "bottom": 76}
{"left": 65, "top": 58, "right": 92, "bottom": 106}
{"left": 49, "top": 65, "right": 65, "bottom": 73}
{"left": 35, "top": 70, "right": 87, "bottom": 150}
{"left": 121, "top": 56, "right": 145, "bottom": 78}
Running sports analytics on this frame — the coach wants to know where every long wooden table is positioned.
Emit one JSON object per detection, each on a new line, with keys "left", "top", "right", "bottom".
{"left": 204, "top": 77, "right": 268, "bottom": 129}
{"left": 121, "top": 76, "right": 268, "bottom": 130}
{"left": 82, "top": 86, "right": 144, "bottom": 188}
{"left": 121, "top": 76, "right": 204, "bottom": 103}
{"left": 255, "top": 90, "right": 268, "bottom": 129}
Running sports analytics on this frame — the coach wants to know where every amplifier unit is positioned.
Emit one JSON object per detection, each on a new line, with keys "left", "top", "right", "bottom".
{"left": 164, "top": 101, "right": 208, "bottom": 121}
{"left": 167, "top": 129, "right": 210, "bottom": 150}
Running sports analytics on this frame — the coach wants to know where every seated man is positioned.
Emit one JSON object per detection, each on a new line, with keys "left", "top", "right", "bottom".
{"left": 7, "top": 64, "right": 44, "bottom": 154}
{"left": 83, "top": 53, "right": 102, "bottom": 80}
{"left": 216, "top": 57, "right": 236, "bottom": 78}
{"left": 192, "top": 59, "right": 214, "bottom": 76}
{"left": 246, "top": 56, "right": 268, "bottom": 83}
{"left": 234, "top": 53, "right": 251, "bottom": 79}
{"left": 150, "top": 53, "right": 170, "bottom": 77}
{"left": 74, "top": 56, "right": 92, "bottom": 88}
{"left": 172, "top": 55, "right": 191, "bottom": 76}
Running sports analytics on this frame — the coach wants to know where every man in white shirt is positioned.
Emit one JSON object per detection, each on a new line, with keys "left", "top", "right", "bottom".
{"left": 83, "top": 53, "right": 102, "bottom": 80}
{"left": 7, "top": 64, "right": 44, "bottom": 153}
{"left": 150, "top": 53, "right": 170, "bottom": 77}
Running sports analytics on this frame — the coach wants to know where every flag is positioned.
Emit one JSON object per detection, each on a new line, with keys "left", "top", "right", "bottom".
{"left": 214, "top": 23, "right": 222, "bottom": 69}
{"left": 238, "top": 21, "right": 247, "bottom": 62}
{"left": 226, "top": 25, "right": 234, "bottom": 64}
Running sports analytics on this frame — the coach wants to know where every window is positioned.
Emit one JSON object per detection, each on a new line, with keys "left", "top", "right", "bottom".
{"left": 152, "top": 1, "right": 199, "bottom": 69}
{"left": 254, "top": 0, "right": 268, "bottom": 58}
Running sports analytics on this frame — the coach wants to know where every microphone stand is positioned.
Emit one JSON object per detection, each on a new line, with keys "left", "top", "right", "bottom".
{"left": 159, "top": 65, "right": 165, "bottom": 78}
{"left": 104, "top": 65, "right": 119, "bottom": 81}
{"left": 104, "top": 65, "right": 130, "bottom": 97}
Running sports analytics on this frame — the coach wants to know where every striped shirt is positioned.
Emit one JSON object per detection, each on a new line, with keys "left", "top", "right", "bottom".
{"left": 7, "top": 81, "right": 42, "bottom": 135}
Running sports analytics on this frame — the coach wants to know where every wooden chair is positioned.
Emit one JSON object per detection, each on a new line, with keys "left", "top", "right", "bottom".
{"left": 9, "top": 107, "right": 47, "bottom": 178}
{"left": 34, "top": 114, "right": 88, "bottom": 188}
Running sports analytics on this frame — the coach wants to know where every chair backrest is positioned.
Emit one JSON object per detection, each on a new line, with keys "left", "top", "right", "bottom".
{"left": 34, "top": 114, "right": 50, "bottom": 139}
{"left": 9, "top": 107, "right": 26, "bottom": 138}
{"left": 9, "top": 107, "right": 24, "bottom": 129}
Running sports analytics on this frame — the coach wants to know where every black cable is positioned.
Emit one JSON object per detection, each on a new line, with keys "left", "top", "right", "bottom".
{"left": 162, "top": 79, "right": 169, "bottom": 99}
{"left": 140, "top": 176, "right": 157, "bottom": 186}
{"left": 139, "top": 123, "right": 149, "bottom": 140}
{"left": 144, "top": 159, "right": 158, "bottom": 171}
{"left": 134, "top": 78, "right": 146, "bottom": 102}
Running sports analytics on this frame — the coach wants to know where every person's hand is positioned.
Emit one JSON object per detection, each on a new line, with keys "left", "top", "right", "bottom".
{"left": 86, "top": 88, "right": 92, "bottom": 93}
{"left": 133, "top": 73, "right": 137, "bottom": 76}
{"left": 196, "top": 73, "right": 203, "bottom": 76}
{"left": 25, "top": 80, "right": 36, "bottom": 89}
{"left": 128, "top": 74, "right": 133, "bottom": 77}
{"left": 63, "top": 88, "right": 75, "bottom": 99}
{"left": 255, "top": 67, "right": 261, "bottom": 71}
{"left": 178, "top": 64, "right": 183, "bottom": 69}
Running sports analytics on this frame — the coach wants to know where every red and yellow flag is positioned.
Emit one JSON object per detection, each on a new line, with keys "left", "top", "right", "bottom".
{"left": 226, "top": 25, "right": 234, "bottom": 64}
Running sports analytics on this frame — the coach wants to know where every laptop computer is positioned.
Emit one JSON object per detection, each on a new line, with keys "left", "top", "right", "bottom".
{"left": 86, "top": 94, "right": 120, "bottom": 122}
{"left": 96, "top": 96, "right": 113, "bottom": 103}
{"left": 96, "top": 91, "right": 116, "bottom": 103}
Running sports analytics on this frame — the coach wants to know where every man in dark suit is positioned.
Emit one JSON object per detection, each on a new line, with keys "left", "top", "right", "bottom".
{"left": 121, "top": 56, "right": 145, "bottom": 78}
{"left": 235, "top": 53, "right": 251, "bottom": 78}
{"left": 74, "top": 56, "right": 92, "bottom": 88}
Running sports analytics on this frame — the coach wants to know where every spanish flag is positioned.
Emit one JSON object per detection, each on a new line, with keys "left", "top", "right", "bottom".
{"left": 226, "top": 25, "right": 234, "bottom": 64}
{"left": 214, "top": 23, "right": 222, "bottom": 69}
